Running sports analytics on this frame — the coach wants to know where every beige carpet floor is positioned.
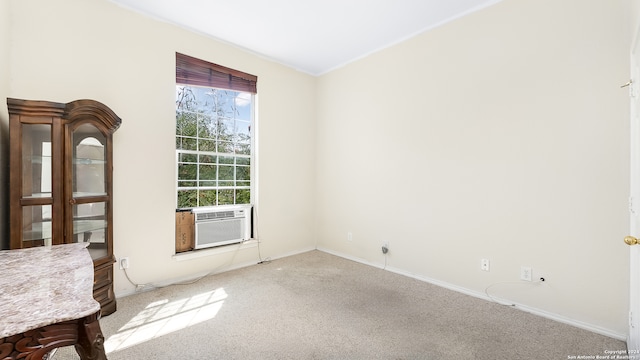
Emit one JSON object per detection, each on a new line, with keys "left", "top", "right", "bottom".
{"left": 54, "top": 250, "right": 625, "bottom": 359}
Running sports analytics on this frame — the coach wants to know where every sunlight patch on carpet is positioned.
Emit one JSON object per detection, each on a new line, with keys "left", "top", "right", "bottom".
{"left": 104, "top": 288, "right": 227, "bottom": 353}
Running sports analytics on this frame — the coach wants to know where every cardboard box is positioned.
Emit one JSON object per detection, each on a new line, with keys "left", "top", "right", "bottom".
{"left": 175, "top": 210, "right": 194, "bottom": 253}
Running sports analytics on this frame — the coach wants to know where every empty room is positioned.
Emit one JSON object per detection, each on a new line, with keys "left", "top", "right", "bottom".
{"left": 1, "top": 0, "right": 639, "bottom": 359}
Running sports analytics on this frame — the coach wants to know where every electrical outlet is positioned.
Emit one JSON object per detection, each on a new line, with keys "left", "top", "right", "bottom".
{"left": 381, "top": 242, "right": 389, "bottom": 254}
{"left": 347, "top": 232, "right": 353, "bottom": 241}
{"left": 520, "top": 266, "right": 532, "bottom": 281}
{"left": 481, "top": 259, "right": 490, "bottom": 272}
{"left": 120, "top": 257, "right": 130, "bottom": 270}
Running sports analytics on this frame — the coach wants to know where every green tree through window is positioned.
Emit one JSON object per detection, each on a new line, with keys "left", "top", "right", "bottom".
{"left": 176, "top": 85, "right": 253, "bottom": 208}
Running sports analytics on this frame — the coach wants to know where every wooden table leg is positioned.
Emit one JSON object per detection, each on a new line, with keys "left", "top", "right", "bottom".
{"left": 74, "top": 312, "right": 107, "bottom": 360}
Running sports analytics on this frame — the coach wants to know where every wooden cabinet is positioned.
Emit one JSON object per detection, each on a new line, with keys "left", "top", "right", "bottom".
{"left": 8, "top": 98, "right": 121, "bottom": 316}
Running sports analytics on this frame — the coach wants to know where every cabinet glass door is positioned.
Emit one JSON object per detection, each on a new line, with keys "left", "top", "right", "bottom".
{"left": 21, "top": 124, "right": 53, "bottom": 247}
{"left": 71, "top": 123, "right": 108, "bottom": 260}
{"left": 73, "top": 124, "right": 107, "bottom": 197}
{"left": 72, "top": 202, "right": 107, "bottom": 260}
{"left": 22, "top": 205, "right": 52, "bottom": 247}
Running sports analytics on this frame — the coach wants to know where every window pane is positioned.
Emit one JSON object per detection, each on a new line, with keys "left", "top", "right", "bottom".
{"left": 178, "top": 180, "right": 196, "bottom": 188}
{"left": 215, "top": 141, "right": 231, "bottom": 154}
{"left": 199, "top": 154, "right": 216, "bottom": 164}
{"left": 200, "top": 180, "right": 217, "bottom": 187}
{"left": 198, "top": 115, "right": 215, "bottom": 139}
{"left": 176, "top": 86, "right": 197, "bottom": 112}
{"left": 236, "top": 189, "right": 250, "bottom": 204}
{"left": 178, "top": 137, "right": 197, "bottom": 151}
{"left": 219, "top": 165, "right": 234, "bottom": 180}
{"left": 193, "top": 87, "right": 214, "bottom": 113}
{"left": 219, "top": 156, "right": 234, "bottom": 164}
{"left": 177, "top": 190, "right": 197, "bottom": 208}
{"left": 176, "top": 111, "right": 197, "bottom": 136}
{"left": 180, "top": 153, "right": 197, "bottom": 162}
{"left": 199, "top": 190, "right": 217, "bottom": 206}
{"left": 218, "top": 93, "right": 236, "bottom": 118}
{"left": 178, "top": 163, "right": 197, "bottom": 180}
{"left": 218, "top": 189, "right": 234, "bottom": 205}
{"left": 234, "top": 94, "right": 252, "bottom": 121}
{"left": 236, "top": 166, "right": 250, "bottom": 181}
{"left": 199, "top": 164, "right": 216, "bottom": 180}
{"left": 222, "top": 119, "right": 235, "bottom": 136}
{"left": 236, "top": 157, "right": 250, "bottom": 166}
{"left": 198, "top": 139, "right": 216, "bottom": 152}
{"left": 236, "top": 121, "right": 250, "bottom": 142}
{"left": 218, "top": 130, "right": 233, "bottom": 144}
{"left": 235, "top": 143, "right": 251, "bottom": 155}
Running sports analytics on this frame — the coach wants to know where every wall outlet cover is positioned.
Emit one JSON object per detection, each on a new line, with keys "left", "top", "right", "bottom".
{"left": 481, "top": 259, "right": 490, "bottom": 272}
{"left": 520, "top": 266, "right": 532, "bottom": 281}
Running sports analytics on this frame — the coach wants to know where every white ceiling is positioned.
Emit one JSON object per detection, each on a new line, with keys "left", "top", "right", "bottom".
{"left": 109, "top": 0, "right": 502, "bottom": 76}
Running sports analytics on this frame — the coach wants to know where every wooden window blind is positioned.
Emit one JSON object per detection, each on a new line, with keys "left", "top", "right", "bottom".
{"left": 176, "top": 52, "right": 257, "bottom": 94}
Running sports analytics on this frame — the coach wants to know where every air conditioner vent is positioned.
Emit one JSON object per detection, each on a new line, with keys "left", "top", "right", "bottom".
{"left": 196, "top": 210, "right": 235, "bottom": 221}
{"left": 192, "top": 205, "right": 252, "bottom": 249}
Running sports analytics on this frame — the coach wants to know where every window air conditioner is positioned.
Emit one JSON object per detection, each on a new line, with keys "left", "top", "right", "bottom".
{"left": 192, "top": 205, "right": 251, "bottom": 249}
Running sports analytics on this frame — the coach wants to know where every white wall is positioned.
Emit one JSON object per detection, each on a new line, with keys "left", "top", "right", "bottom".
{"left": 316, "top": 0, "right": 630, "bottom": 337}
{"left": 633, "top": 0, "right": 640, "bottom": 41}
{"left": 5, "top": 0, "right": 317, "bottom": 295}
{"left": 0, "top": 0, "right": 10, "bottom": 250}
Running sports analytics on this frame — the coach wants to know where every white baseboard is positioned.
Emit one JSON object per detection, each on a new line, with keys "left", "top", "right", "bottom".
{"left": 261, "top": 245, "right": 317, "bottom": 261}
{"left": 317, "top": 247, "right": 626, "bottom": 341}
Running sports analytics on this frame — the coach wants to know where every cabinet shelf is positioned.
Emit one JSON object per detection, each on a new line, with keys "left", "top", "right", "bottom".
{"left": 72, "top": 192, "right": 108, "bottom": 198}
{"left": 23, "top": 219, "right": 107, "bottom": 241}
{"left": 74, "top": 158, "right": 106, "bottom": 165}
{"left": 22, "top": 193, "right": 52, "bottom": 200}
{"left": 24, "top": 155, "right": 52, "bottom": 165}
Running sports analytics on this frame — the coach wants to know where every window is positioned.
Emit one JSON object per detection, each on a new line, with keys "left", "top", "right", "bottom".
{"left": 175, "top": 53, "right": 257, "bottom": 208}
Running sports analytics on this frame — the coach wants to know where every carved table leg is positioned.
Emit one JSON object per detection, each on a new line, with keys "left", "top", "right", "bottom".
{"left": 74, "top": 312, "right": 107, "bottom": 360}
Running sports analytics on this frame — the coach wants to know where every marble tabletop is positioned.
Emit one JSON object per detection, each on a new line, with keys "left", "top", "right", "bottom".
{"left": 0, "top": 242, "right": 100, "bottom": 338}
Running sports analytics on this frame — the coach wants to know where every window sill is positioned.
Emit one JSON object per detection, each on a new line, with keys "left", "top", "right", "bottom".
{"left": 172, "top": 239, "right": 258, "bottom": 262}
